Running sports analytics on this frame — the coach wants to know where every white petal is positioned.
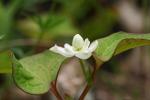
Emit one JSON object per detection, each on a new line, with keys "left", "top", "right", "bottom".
{"left": 50, "top": 45, "right": 74, "bottom": 57}
{"left": 82, "top": 38, "right": 90, "bottom": 50}
{"left": 72, "top": 34, "right": 84, "bottom": 49}
{"left": 75, "top": 52, "right": 92, "bottom": 59}
{"left": 88, "top": 40, "right": 98, "bottom": 52}
{"left": 64, "top": 43, "right": 75, "bottom": 56}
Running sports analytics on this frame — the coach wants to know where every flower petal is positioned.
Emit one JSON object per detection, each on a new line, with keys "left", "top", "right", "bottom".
{"left": 64, "top": 43, "right": 75, "bottom": 56}
{"left": 50, "top": 45, "right": 74, "bottom": 57}
{"left": 82, "top": 38, "right": 90, "bottom": 50}
{"left": 72, "top": 34, "right": 84, "bottom": 49}
{"left": 88, "top": 40, "right": 98, "bottom": 52}
{"left": 75, "top": 52, "right": 92, "bottom": 59}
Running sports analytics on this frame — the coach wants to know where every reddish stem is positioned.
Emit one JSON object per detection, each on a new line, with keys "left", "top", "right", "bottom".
{"left": 50, "top": 58, "right": 97, "bottom": 100}
{"left": 50, "top": 81, "right": 63, "bottom": 100}
{"left": 50, "top": 61, "right": 65, "bottom": 100}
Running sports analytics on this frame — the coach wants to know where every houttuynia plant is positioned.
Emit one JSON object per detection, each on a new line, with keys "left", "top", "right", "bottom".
{"left": 10, "top": 32, "right": 150, "bottom": 99}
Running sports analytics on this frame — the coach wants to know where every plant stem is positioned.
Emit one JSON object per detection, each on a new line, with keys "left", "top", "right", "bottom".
{"left": 79, "top": 85, "right": 90, "bottom": 100}
{"left": 51, "top": 73, "right": 63, "bottom": 100}
{"left": 79, "top": 59, "right": 97, "bottom": 100}
{"left": 50, "top": 81, "right": 63, "bottom": 100}
{"left": 50, "top": 59, "right": 70, "bottom": 100}
{"left": 79, "top": 60, "right": 88, "bottom": 80}
{"left": 50, "top": 59, "right": 67, "bottom": 100}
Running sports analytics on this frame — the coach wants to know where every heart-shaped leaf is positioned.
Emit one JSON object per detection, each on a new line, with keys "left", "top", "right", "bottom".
{"left": 95, "top": 32, "right": 150, "bottom": 62}
{"left": 12, "top": 51, "right": 66, "bottom": 94}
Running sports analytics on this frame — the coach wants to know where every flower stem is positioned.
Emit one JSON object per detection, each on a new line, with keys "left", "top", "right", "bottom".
{"left": 79, "top": 60, "right": 88, "bottom": 80}
{"left": 79, "top": 59, "right": 97, "bottom": 100}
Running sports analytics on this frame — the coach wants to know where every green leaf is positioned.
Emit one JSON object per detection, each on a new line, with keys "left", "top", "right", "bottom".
{"left": 0, "top": 51, "right": 12, "bottom": 73}
{"left": 95, "top": 32, "right": 150, "bottom": 62}
{"left": 12, "top": 51, "right": 66, "bottom": 94}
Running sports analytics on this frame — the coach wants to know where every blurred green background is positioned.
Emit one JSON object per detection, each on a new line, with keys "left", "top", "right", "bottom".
{"left": 0, "top": 0, "right": 150, "bottom": 100}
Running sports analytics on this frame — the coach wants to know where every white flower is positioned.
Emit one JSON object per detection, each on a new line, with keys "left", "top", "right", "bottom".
{"left": 50, "top": 34, "right": 98, "bottom": 59}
